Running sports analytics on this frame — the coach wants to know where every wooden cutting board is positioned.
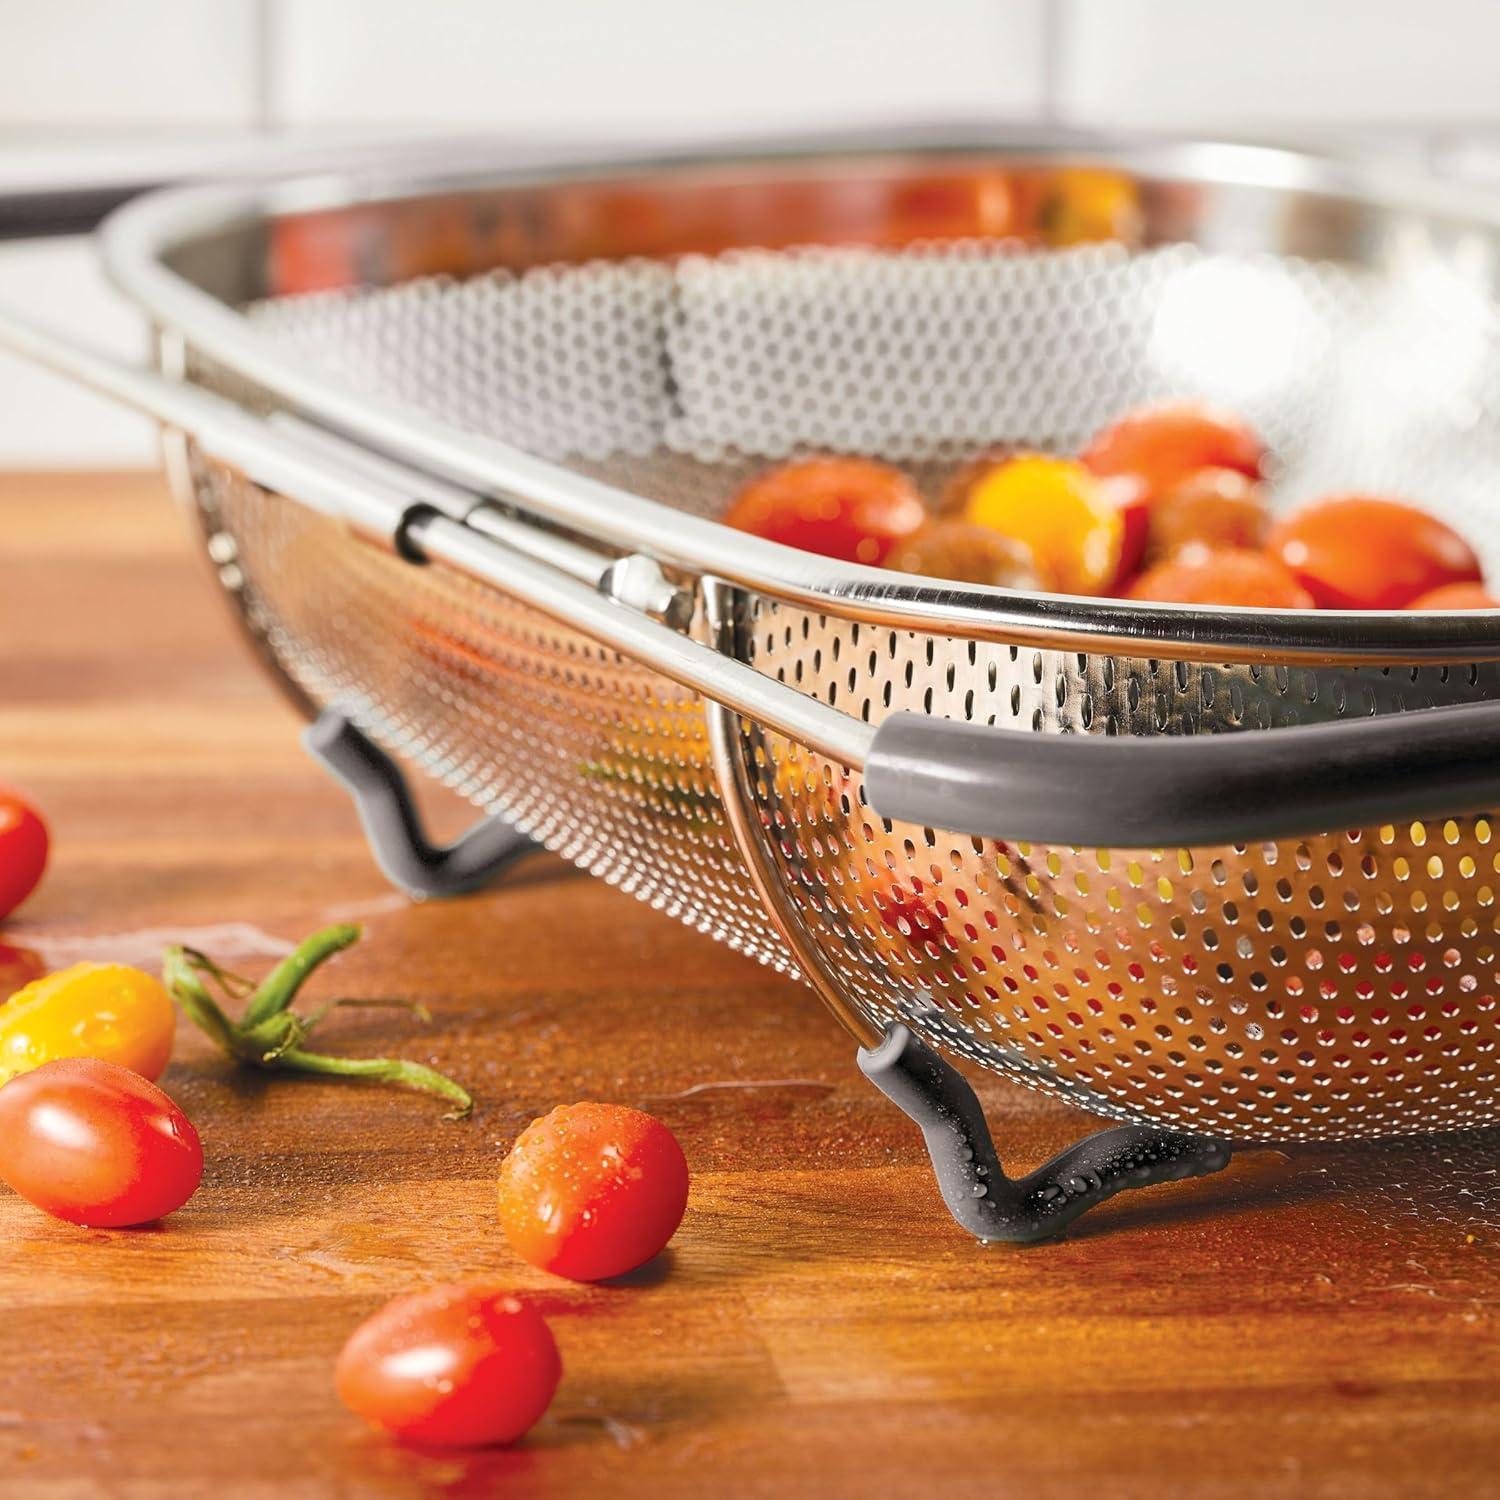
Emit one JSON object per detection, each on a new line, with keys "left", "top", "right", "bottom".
{"left": 1, "top": 471, "right": 1497, "bottom": 1499}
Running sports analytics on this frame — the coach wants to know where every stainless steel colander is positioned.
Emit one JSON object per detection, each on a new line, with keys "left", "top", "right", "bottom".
{"left": 9, "top": 134, "right": 1500, "bottom": 1241}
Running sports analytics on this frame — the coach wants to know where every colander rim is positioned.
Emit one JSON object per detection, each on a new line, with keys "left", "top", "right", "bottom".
{"left": 99, "top": 126, "right": 1500, "bottom": 665}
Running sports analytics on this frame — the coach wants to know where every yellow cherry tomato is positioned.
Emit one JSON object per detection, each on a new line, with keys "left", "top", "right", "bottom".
{"left": 962, "top": 455, "right": 1124, "bottom": 595}
{"left": 1034, "top": 167, "right": 1145, "bottom": 248}
{"left": 0, "top": 962, "right": 175, "bottom": 1084}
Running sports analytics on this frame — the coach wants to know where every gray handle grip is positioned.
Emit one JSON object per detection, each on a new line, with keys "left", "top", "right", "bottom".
{"left": 865, "top": 700, "right": 1500, "bottom": 847}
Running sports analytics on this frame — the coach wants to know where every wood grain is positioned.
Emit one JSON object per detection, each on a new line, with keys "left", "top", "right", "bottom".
{"left": 1, "top": 471, "right": 1497, "bottom": 1500}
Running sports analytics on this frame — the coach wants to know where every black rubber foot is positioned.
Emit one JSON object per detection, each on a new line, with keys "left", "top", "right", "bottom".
{"left": 859, "top": 1022, "right": 1232, "bottom": 1243}
{"left": 303, "top": 710, "right": 535, "bottom": 899}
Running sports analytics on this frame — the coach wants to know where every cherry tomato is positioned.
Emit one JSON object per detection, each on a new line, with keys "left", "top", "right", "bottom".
{"left": 873, "top": 882, "right": 948, "bottom": 960}
{"left": 1127, "top": 546, "right": 1315, "bottom": 609}
{"left": 0, "top": 943, "right": 44, "bottom": 1001}
{"left": 885, "top": 519, "right": 1044, "bottom": 589}
{"left": 498, "top": 1102, "right": 689, "bottom": 1282}
{"left": 336, "top": 1285, "right": 561, "bottom": 1449}
{"left": 1082, "top": 401, "right": 1264, "bottom": 498}
{"left": 1146, "top": 467, "right": 1270, "bottom": 564}
{"left": 1111, "top": 475, "right": 1152, "bottom": 589}
{"left": 0, "top": 790, "right": 47, "bottom": 919}
{"left": 0, "top": 1057, "right": 202, "bottom": 1227}
{"left": 962, "top": 455, "right": 1123, "bottom": 595}
{"left": 0, "top": 962, "right": 175, "bottom": 1084}
{"left": 1033, "top": 167, "right": 1144, "bottom": 248}
{"left": 722, "top": 458, "right": 927, "bottom": 565}
{"left": 1267, "top": 495, "right": 1483, "bottom": 610}
{"left": 1406, "top": 582, "right": 1499, "bottom": 610}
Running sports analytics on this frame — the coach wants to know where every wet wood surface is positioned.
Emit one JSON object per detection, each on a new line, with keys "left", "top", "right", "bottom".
{"left": 1, "top": 471, "right": 1498, "bottom": 1499}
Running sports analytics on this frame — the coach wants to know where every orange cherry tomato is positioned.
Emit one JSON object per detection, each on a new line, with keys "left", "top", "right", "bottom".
{"left": 1082, "top": 401, "right": 1264, "bottom": 498}
{"left": 885, "top": 519, "right": 1045, "bottom": 590}
{"left": 1127, "top": 546, "right": 1315, "bottom": 609}
{"left": 498, "top": 1102, "right": 689, "bottom": 1282}
{"left": 336, "top": 1285, "right": 561, "bottom": 1448}
{"left": 1146, "top": 467, "right": 1270, "bottom": 564}
{"left": 1267, "top": 495, "right": 1483, "bottom": 610}
{"left": 1406, "top": 582, "right": 1499, "bottom": 610}
{"left": 963, "top": 455, "right": 1123, "bottom": 595}
{"left": 0, "top": 790, "right": 47, "bottom": 920}
{"left": 0, "top": 1058, "right": 202, "bottom": 1227}
{"left": 723, "top": 458, "right": 927, "bottom": 565}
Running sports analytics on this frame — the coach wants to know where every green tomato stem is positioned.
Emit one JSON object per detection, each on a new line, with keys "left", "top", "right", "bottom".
{"left": 160, "top": 947, "right": 243, "bottom": 1057}
{"left": 240, "top": 924, "right": 361, "bottom": 1028}
{"left": 162, "top": 925, "right": 472, "bottom": 1118}
{"left": 276, "top": 1047, "right": 474, "bottom": 1118}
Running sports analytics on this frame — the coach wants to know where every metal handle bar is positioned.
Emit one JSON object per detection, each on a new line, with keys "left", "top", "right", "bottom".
{"left": 5, "top": 302, "right": 1500, "bottom": 851}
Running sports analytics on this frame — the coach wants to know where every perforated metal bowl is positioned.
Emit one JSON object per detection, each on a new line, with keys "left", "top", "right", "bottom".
{"left": 11, "top": 134, "right": 1500, "bottom": 1239}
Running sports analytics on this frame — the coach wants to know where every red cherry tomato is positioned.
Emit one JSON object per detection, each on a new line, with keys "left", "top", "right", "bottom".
{"left": 336, "top": 1285, "right": 561, "bottom": 1448}
{"left": 0, "top": 791, "right": 48, "bottom": 919}
{"left": 1110, "top": 475, "right": 1152, "bottom": 588}
{"left": 498, "top": 1102, "right": 689, "bottom": 1282}
{"left": 1127, "top": 546, "right": 1315, "bottom": 609}
{"left": 873, "top": 881, "right": 949, "bottom": 959}
{"left": 0, "top": 1058, "right": 202, "bottom": 1227}
{"left": 1267, "top": 495, "right": 1483, "bottom": 610}
{"left": 1082, "top": 401, "right": 1264, "bottom": 498}
{"left": 1406, "top": 582, "right": 1499, "bottom": 610}
{"left": 723, "top": 457, "right": 927, "bottom": 565}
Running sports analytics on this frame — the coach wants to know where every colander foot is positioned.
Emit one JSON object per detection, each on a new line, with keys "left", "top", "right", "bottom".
{"left": 858, "top": 1022, "right": 1232, "bottom": 1243}
{"left": 303, "top": 710, "right": 535, "bottom": 899}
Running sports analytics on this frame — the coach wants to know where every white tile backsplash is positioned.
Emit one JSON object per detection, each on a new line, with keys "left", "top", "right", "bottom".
{"left": 0, "top": 238, "right": 157, "bottom": 466}
{"left": 1056, "top": 0, "right": 1500, "bottom": 130}
{"left": 267, "top": 0, "right": 1046, "bottom": 132}
{"left": 0, "top": 1, "right": 260, "bottom": 127}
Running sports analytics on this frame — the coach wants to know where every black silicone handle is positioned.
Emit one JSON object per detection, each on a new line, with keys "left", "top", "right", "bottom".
{"left": 864, "top": 700, "right": 1500, "bottom": 848}
{"left": 859, "top": 1024, "right": 1230, "bottom": 1242}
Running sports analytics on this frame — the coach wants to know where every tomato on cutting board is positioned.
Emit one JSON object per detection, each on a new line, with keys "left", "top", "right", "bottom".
{"left": 0, "top": 962, "right": 176, "bottom": 1083}
{"left": 336, "top": 1285, "right": 561, "bottom": 1448}
{"left": 0, "top": 1057, "right": 202, "bottom": 1227}
{"left": 722, "top": 457, "right": 927, "bottom": 565}
{"left": 1082, "top": 400, "right": 1265, "bottom": 498}
{"left": 0, "top": 789, "right": 47, "bottom": 920}
{"left": 1127, "top": 546, "right": 1315, "bottom": 609}
{"left": 1267, "top": 495, "right": 1484, "bottom": 610}
{"left": 498, "top": 1101, "right": 689, "bottom": 1282}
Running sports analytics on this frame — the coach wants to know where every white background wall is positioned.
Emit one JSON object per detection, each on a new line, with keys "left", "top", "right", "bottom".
{"left": 4, "top": 0, "right": 1500, "bottom": 465}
